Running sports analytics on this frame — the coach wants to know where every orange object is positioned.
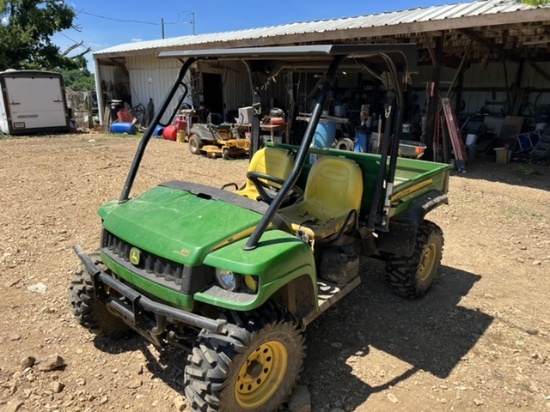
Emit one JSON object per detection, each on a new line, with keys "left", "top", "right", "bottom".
{"left": 162, "top": 125, "right": 178, "bottom": 141}
{"left": 270, "top": 117, "right": 285, "bottom": 125}
{"left": 117, "top": 108, "right": 133, "bottom": 123}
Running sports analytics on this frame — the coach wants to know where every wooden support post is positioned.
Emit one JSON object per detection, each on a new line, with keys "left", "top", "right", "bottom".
{"left": 423, "top": 36, "right": 443, "bottom": 161}
{"left": 511, "top": 59, "right": 525, "bottom": 116}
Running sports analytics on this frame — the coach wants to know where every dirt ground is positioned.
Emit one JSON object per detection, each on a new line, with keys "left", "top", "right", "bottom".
{"left": 0, "top": 133, "right": 549, "bottom": 412}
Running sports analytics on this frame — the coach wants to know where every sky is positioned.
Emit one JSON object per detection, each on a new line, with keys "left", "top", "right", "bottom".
{"left": 52, "top": 0, "right": 458, "bottom": 72}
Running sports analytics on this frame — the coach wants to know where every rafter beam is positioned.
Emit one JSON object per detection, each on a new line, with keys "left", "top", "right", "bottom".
{"left": 459, "top": 28, "right": 519, "bottom": 62}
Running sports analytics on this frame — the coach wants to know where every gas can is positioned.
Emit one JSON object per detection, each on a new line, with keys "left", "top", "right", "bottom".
{"left": 176, "top": 116, "right": 188, "bottom": 142}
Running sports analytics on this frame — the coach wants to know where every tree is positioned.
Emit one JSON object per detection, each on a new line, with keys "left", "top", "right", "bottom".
{"left": 521, "top": 0, "right": 550, "bottom": 5}
{"left": 59, "top": 67, "right": 95, "bottom": 91}
{"left": 0, "top": 0, "right": 85, "bottom": 71}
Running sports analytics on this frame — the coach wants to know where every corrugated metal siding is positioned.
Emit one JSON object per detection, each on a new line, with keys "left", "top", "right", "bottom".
{"left": 126, "top": 55, "right": 192, "bottom": 124}
{"left": 410, "top": 61, "right": 538, "bottom": 115}
{"left": 198, "top": 60, "right": 288, "bottom": 118}
{"left": 99, "top": 65, "right": 117, "bottom": 94}
{"left": 94, "top": 0, "right": 544, "bottom": 56}
{"left": 210, "top": 61, "right": 252, "bottom": 116}
{"left": 523, "top": 62, "right": 550, "bottom": 89}
{"left": 521, "top": 62, "right": 550, "bottom": 109}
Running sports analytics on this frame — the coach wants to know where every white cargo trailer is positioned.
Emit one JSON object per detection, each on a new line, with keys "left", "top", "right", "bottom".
{"left": 0, "top": 70, "right": 70, "bottom": 135}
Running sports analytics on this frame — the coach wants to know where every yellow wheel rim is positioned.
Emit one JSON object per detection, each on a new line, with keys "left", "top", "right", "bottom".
{"left": 418, "top": 242, "right": 437, "bottom": 284}
{"left": 235, "top": 340, "right": 288, "bottom": 409}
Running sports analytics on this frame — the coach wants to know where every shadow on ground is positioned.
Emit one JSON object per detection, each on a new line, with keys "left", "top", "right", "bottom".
{"left": 451, "top": 157, "right": 549, "bottom": 191}
{"left": 303, "top": 259, "right": 493, "bottom": 410}
{"left": 91, "top": 259, "right": 493, "bottom": 409}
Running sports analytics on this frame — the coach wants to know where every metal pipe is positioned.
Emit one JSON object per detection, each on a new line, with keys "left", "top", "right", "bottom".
{"left": 366, "top": 53, "right": 405, "bottom": 230}
{"left": 380, "top": 55, "right": 405, "bottom": 230}
{"left": 367, "top": 96, "right": 393, "bottom": 230}
{"left": 119, "top": 57, "right": 196, "bottom": 203}
{"left": 244, "top": 55, "right": 345, "bottom": 250}
{"left": 164, "top": 83, "right": 189, "bottom": 127}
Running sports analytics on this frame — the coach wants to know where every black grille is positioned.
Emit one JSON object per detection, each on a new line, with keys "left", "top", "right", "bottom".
{"left": 101, "top": 230, "right": 186, "bottom": 289}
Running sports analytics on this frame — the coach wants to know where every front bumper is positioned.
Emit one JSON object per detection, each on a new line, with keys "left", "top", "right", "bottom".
{"left": 73, "top": 245, "right": 229, "bottom": 339}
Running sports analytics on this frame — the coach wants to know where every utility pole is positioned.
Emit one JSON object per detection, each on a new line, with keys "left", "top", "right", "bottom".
{"left": 160, "top": 12, "right": 194, "bottom": 38}
{"left": 189, "top": 12, "right": 195, "bottom": 35}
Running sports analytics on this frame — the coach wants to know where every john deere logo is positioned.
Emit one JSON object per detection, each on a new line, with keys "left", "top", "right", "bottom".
{"left": 129, "top": 247, "right": 141, "bottom": 266}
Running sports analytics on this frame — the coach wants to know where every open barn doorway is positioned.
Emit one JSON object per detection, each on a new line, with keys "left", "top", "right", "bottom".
{"left": 202, "top": 73, "right": 224, "bottom": 119}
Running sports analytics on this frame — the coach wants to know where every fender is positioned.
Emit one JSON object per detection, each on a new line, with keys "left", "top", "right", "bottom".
{"left": 376, "top": 190, "right": 448, "bottom": 256}
{"left": 189, "top": 123, "right": 216, "bottom": 143}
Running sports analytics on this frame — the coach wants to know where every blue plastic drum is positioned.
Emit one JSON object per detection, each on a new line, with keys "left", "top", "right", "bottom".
{"left": 110, "top": 122, "right": 137, "bottom": 135}
{"left": 312, "top": 122, "right": 336, "bottom": 149}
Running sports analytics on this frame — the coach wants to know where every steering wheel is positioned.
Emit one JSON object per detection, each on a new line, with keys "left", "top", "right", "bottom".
{"left": 247, "top": 171, "right": 287, "bottom": 204}
{"left": 247, "top": 171, "right": 304, "bottom": 207}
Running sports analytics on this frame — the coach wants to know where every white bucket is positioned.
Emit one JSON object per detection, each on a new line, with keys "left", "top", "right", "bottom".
{"left": 466, "top": 133, "right": 477, "bottom": 146}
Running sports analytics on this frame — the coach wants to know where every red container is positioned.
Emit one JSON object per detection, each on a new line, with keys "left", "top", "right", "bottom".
{"left": 176, "top": 116, "right": 187, "bottom": 131}
{"left": 162, "top": 125, "right": 178, "bottom": 141}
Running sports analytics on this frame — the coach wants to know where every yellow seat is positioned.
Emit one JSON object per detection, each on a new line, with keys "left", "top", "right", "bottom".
{"left": 234, "top": 147, "right": 294, "bottom": 201}
{"left": 278, "top": 156, "right": 363, "bottom": 242}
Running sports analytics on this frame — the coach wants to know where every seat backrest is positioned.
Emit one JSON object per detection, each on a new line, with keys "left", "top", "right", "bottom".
{"left": 207, "top": 112, "right": 223, "bottom": 126}
{"left": 304, "top": 156, "right": 363, "bottom": 217}
{"left": 247, "top": 147, "right": 294, "bottom": 187}
{"left": 235, "top": 147, "right": 294, "bottom": 200}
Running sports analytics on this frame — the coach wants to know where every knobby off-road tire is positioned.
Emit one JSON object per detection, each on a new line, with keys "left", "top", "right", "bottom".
{"left": 188, "top": 135, "right": 204, "bottom": 155}
{"left": 69, "top": 253, "right": 132, "bottom": 338}
{"left": 384, "top": 220, "right": 444, "bottom": 298}
{"left": 184, "top": 304, "right": 305, "bottom": 412}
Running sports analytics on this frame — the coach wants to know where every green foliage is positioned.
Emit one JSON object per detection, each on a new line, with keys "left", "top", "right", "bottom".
{"left": 59, "top": 68, "right": 95, "bottom": 91}
{"left": 0, "top": 0, "right": 85, "bottom": 71}
{"left": 521, "top": 0, "right": 550, "bottom": 5}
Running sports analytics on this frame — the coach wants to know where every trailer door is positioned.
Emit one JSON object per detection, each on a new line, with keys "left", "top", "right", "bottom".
{"left": 5, "top": 76, "right": 67, "bottom": 130}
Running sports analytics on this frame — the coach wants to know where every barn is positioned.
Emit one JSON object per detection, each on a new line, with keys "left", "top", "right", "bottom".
{"left": 92, "top": 0, "right": 550, "bottom": 160}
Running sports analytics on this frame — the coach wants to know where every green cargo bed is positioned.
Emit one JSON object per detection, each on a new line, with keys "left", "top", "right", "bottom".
{"left": 272, "top": 144, "right": 450, "bottom": 219}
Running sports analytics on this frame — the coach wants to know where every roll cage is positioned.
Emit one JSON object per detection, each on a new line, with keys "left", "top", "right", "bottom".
{"left": 118, "top": 43, "right": 418, "bottom": 250}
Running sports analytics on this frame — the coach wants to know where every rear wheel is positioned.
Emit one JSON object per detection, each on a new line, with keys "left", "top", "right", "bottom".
{"left": 69, "top": 253, "right": 132, "bottom": 338}
{"left": 188, "top": 134, "right": 204, "bottom": 155}
{"left": 384, "top": 220, "right": 444, "bottom": 298}
{"left": 184, "top": 305, "right": 305, "bottom": 412}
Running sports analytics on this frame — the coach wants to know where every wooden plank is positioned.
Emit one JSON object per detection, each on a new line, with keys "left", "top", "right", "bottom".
{"left": 441, "top": 97, "right": 467, "bottom": 173}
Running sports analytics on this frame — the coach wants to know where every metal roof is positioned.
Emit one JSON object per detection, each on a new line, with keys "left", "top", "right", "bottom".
{"left": 94, "top": 0, "right": 547, "bottom": 57}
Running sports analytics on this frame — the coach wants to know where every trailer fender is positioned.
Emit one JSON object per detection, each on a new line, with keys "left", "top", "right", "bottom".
{"left": 376, "top": 190, "right": 447, "bottom": 256}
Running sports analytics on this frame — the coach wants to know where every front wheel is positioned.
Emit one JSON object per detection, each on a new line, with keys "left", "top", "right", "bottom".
{"left": 69, "top": 253, "right": 132, "bottom": 338}
{"left": 222, "top": 147, "right": 231, "bottom": 160}
{"left": 188, "top": 134, "right": 204, "bottom": 155}
{"left": 384, "top": 220, "right": 444, "bottom": 298}
{"left": 184, "top": 307, "right": 305, "bottom": 412}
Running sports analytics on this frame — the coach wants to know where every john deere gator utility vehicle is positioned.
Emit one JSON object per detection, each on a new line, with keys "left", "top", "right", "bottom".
{"left": 70, "top": 44, "right": 450, "bottom": 412}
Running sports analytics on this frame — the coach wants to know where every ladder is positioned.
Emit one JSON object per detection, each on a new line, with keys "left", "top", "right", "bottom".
{"left": 441, "top": 97, "right": 467, "bottom": 172}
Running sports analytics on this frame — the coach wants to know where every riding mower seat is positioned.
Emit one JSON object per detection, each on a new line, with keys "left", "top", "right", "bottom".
{"left": 278, "top": 156, "right": 363, "bottom": 244}
{"left": 207, "top": 113, "right": 232, "bottom": 135}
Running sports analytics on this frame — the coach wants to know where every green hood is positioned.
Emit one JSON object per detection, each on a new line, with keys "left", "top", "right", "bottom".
{"left": 99, "top": 181, "right": 268, "bottom": 266}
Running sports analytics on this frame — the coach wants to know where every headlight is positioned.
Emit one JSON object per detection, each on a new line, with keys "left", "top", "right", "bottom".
{"left": 215, "top": 269, "right": 241, "bottom": 291}
{"left": 214, "top": 269, "right": 258, "bottom": 293}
